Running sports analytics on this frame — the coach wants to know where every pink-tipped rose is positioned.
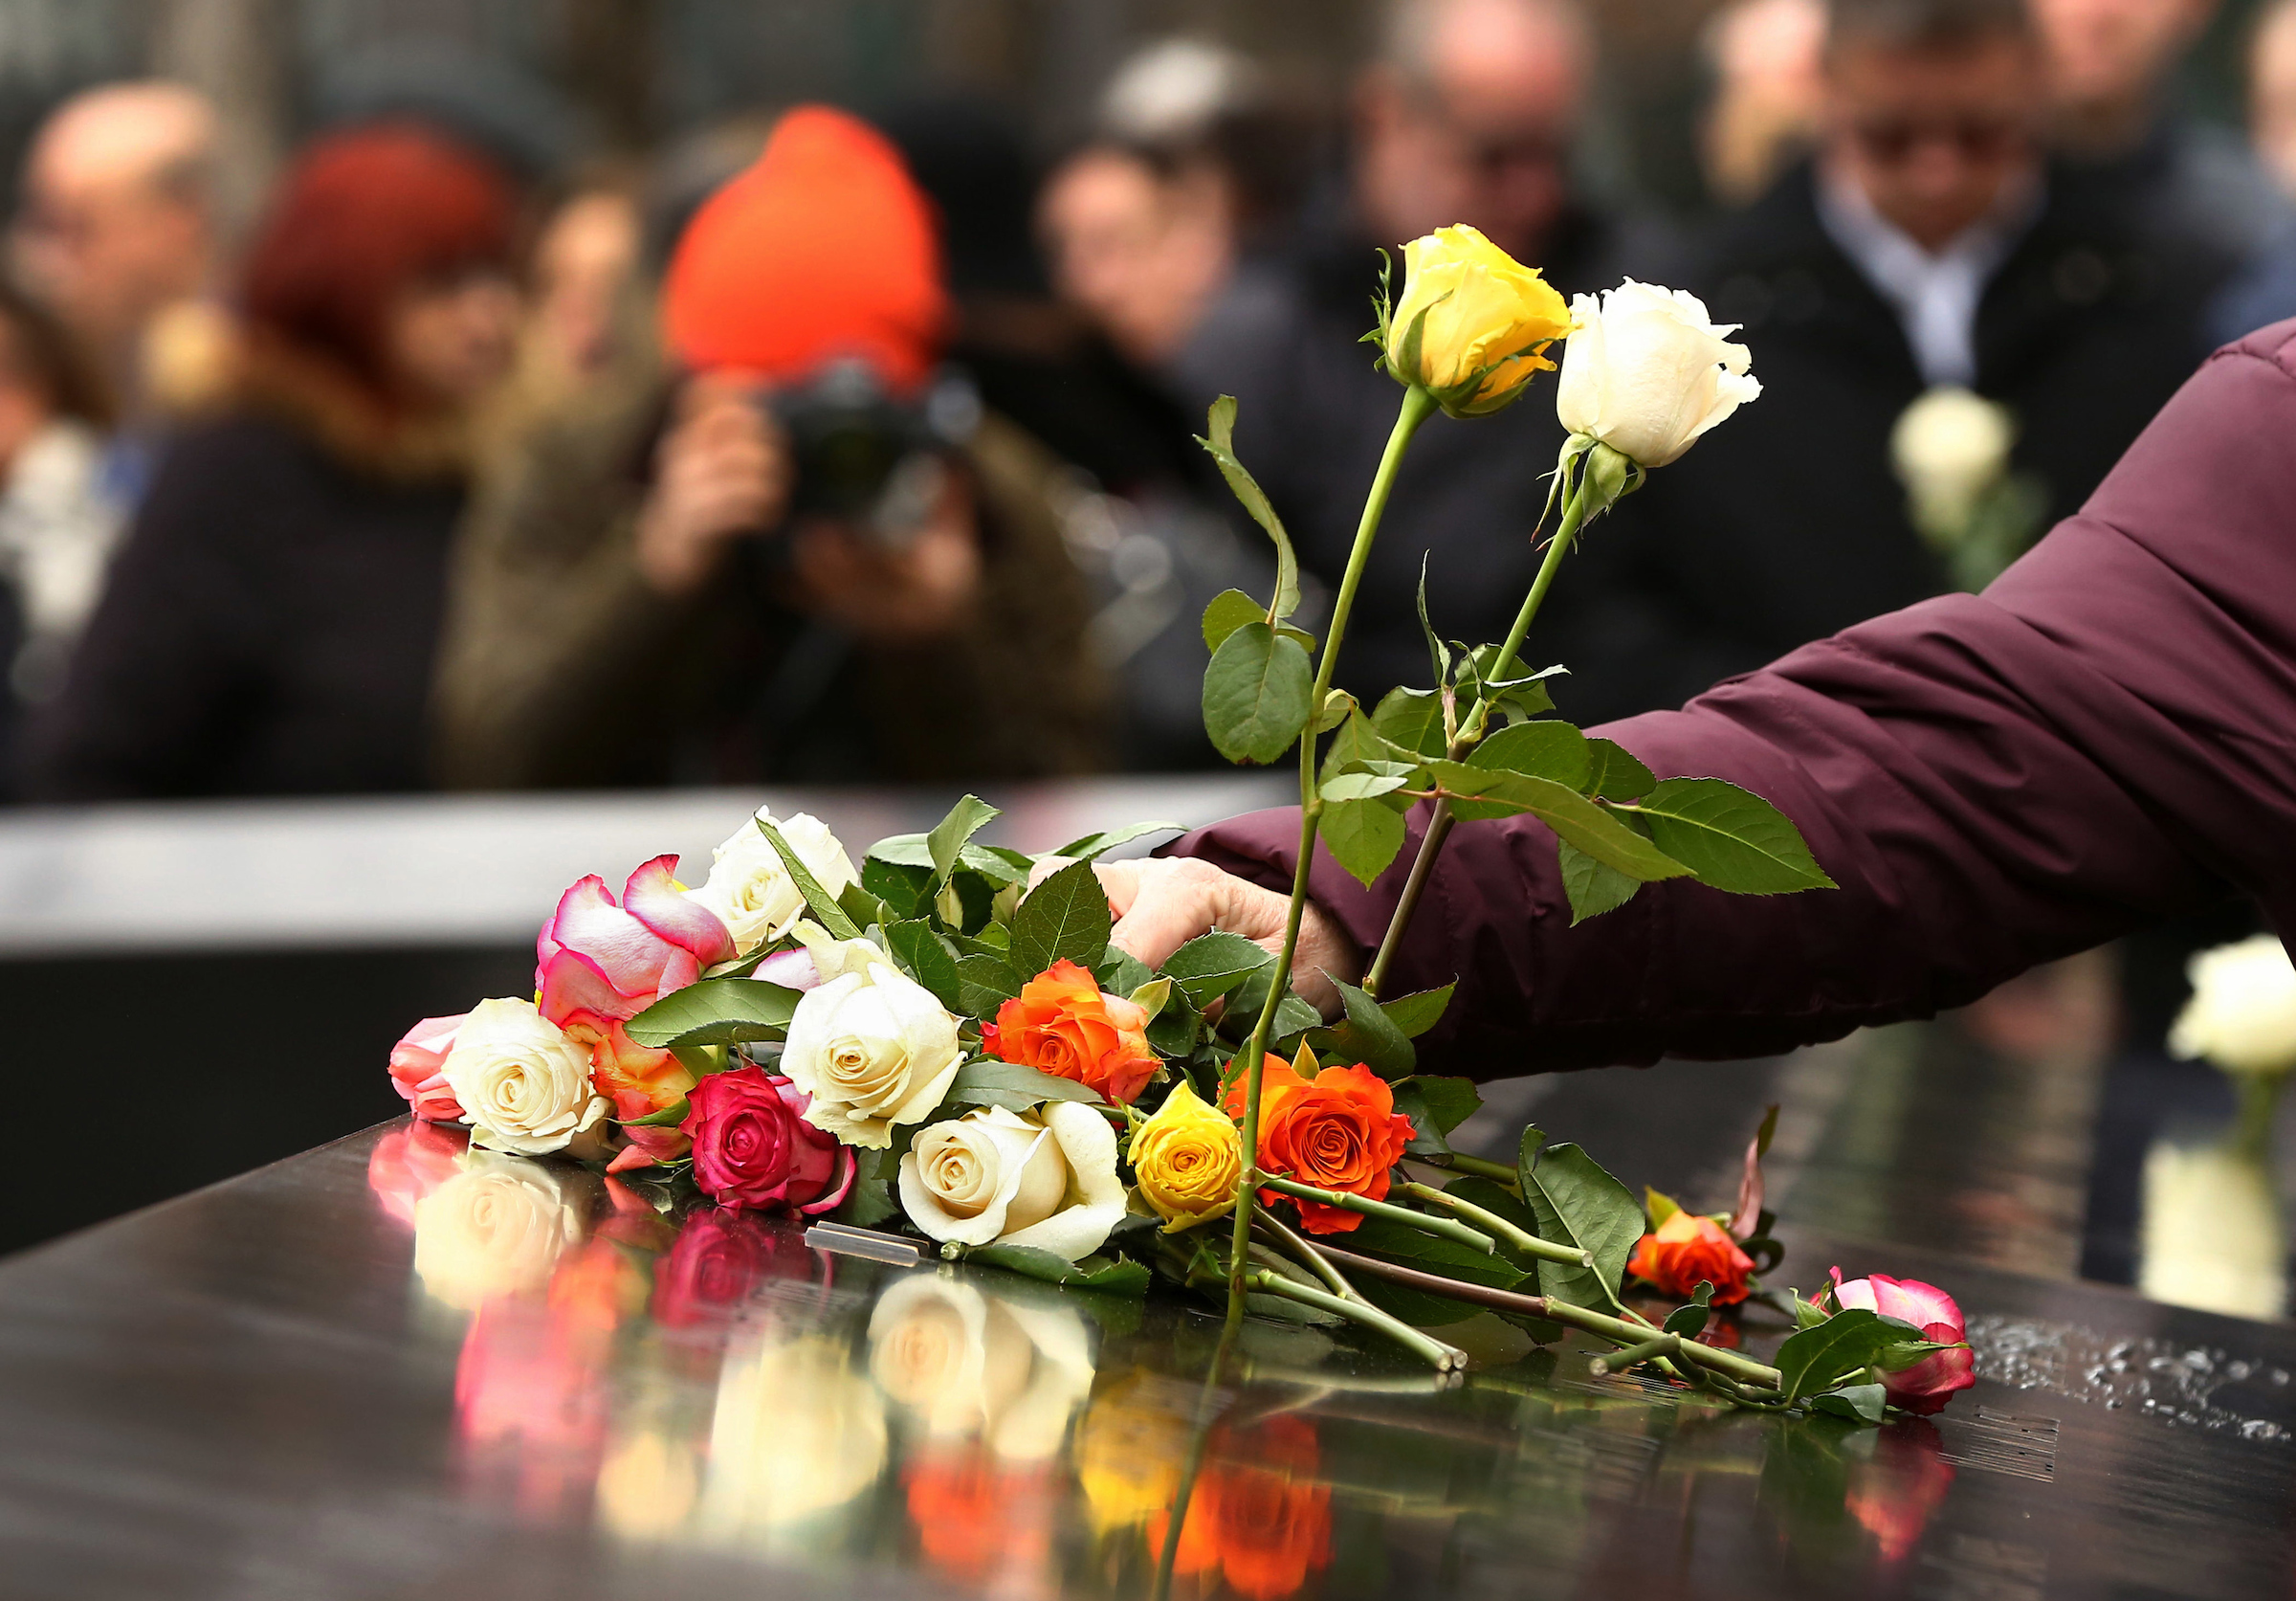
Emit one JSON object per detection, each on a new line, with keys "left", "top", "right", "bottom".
{"left": 389, "top": 1012, "right": 469, "bottom": 1123}
{"left": 366, "top": 1119, "right": 468, "bottom": 1225}
{"left": 536, "top": 856, "right": 735, "bottom": 1030}
{"left": 1829, "top": 1268, "right": 1976, "bottom": 1416}
{"left": 682, "top": 1065, "right": 855, "bottom": 1214}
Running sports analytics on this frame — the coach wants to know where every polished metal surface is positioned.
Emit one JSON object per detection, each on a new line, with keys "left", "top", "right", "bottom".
{"left": 5, "top": 1120, "right": 2293, "bottom": 1600}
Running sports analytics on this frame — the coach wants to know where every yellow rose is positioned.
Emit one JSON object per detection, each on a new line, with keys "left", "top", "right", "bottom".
{"left": 1384, "top": 224, "right": 1572, "bottom": 417}
{"left": 1130, "top": 1080, "right": 1243, "bottom": 1232}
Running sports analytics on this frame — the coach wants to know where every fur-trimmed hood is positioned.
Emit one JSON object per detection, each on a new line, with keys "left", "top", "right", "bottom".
{"left": 232, "top": 335, "right": 477, "bottom": 484}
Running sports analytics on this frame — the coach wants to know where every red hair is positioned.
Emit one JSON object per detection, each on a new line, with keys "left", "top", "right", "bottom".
{"left": 240, "top": 124, "right": 518, "bottom": 398}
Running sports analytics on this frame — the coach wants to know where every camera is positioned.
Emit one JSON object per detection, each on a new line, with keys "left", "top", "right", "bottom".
{"left": 766, "top": 359, "right": 981, "bottom": 549}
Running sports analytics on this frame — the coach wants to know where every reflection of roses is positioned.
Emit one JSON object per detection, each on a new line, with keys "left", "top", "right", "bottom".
{"left": 1130, "top": 1079, "right": 1242, "bottom": 1232}
{"left": 898, "top": 1101, "right": 1128, "bottom": 1260}
{"left": 701, "top": 1332, "right": 887, "bottom": 1537}
{"left": 367, "top": 1118, "right": 468, "bottom": 1226}
{"left": 905, "top": 1447, "right": 1055, "bottom": 1584}
{"left": 651, "top": 1208, "right": 815, "bottom": 1326}
{"left": 1077, "top": 1373, "right": 1187, "bottom": 1532}
{"left": 682, "top": 1065, "right": 855, "bottom": 1213}
{"left": 1628, "top": 1212, "right": 1755, "bottom": 1303}
{"left": 1829, "top": 1269, "right": 1976, "bottom": 1415}
{"left": 1845, "top": 1420, "right": 1956, "bottom": 1565}
{"left": 387, "top": 1012, "right": 468, "bottom": 1123}
{"left": 1225, "top": 1055, "right": 1415, "bottom": 1234}
{"left": 2169, "top": 934, "right": 2296, "bottom": 1077}
{"left": 982, "top": 959, "right": 1159, "bottom": 1105}
{"left": 413, "top": 1156, "right": 588, "bottom": 1310}
{"left": 867, "top": 1276, "right": 1096, "bottom": 1457}
{"left": 1157, "top": 1415, "right": 1333, "bottom": 1601}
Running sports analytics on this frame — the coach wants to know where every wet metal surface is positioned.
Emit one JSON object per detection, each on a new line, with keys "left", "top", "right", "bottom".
{"left": 4, "top": 1122, "right": 2294, "bottom": 1600}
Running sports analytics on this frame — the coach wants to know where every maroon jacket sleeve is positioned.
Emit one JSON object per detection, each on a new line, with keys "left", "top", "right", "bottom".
{"left": 1174, "top": 323, "right": 2296, "bottom": 1078}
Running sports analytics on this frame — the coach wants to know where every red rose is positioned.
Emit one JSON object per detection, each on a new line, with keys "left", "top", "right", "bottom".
{"left": 651, "top": 1208, "right": 816, "bottom": 1325}
{"left": 1829, "top": 1268, "right": 1976, "bottom": 1415}
{"left": 1627, "top": 1211, "right": 1755, "bottom": 1303}
{"left": 681, "top": 1065, "right": 856, "bottom": 1213}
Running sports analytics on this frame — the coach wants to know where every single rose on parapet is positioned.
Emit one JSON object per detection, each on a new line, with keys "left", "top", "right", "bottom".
{"left": 2169, "top": 934, "right": 2296, "bottom": 1078}
{"left": 1224, "top": 1054, "right": 1415, "bottom": 1234}
{"left": 1628, "top": 1211, "right": 1755, "bottom": 1303}
{"left": 536, "top": 856, "right": 735, "bottom": 1029}
{"left": 682, "top": 1063, "right": 855, "bottom": 1214}
{"left": 1826, "top": 1269, "right": 1976, "bottom": 1416}
{"left": 898, "top": 1101, "right": 1127, "bottom": 1261}
{"left": 682, "top": 809, "right": 858, "bottom": 955}
{"left": 779, "top": 944, "right": 962, "bottom": 1148}
{"left": 1556, "top": 279, "right": 1761, "bottom": 475}
{"left": 442, "top": 997, "right": 613, "bottom": 1158}
{"left": 1130, "top": 1080, "right": 1243, "bottom": 1233}
{"left": 387, "top": 1012, "right": 469, "bottom": 1123}
{"left": 1381, "top": 223, "right": 1571, "bottom": 417}
{"left": 981, "top": 958, "right": 1159, "bottom": 1106}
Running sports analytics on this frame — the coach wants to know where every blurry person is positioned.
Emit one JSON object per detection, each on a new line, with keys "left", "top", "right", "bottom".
{"left": 1605, "top": 0, "right": 2235, "bottom": 709}
{"left": 483, "top": 169, "right": 647, "bottom": 444}
{"left": 431, "top": 106, "right": 1107, "bottom": 789}
{"left": 0, "top": 282, "right": 118, "bottom": 795}
{"left": 2205, "top": 0, "right": 2296, "bottom": 341}
{"left": 25, "top": 126, "right": 522, "bottom": 798}
{"left": 1041, "top": 142, "right": 1235, "bottom": 374}
{"left": 1171, "top": 0, "right": 1682, "bottom": 721}
{"left": 1700, "top": 0, "right": 1829, "bottom": 206}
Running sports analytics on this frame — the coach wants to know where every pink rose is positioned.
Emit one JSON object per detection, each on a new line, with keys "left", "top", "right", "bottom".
{"left": 682, "top": 1065, "right": 856, "bottom": 1214}
{"left": 388, "top": 1012, "right": 469, "bottom": 1123}
{"left": 1829, "top": 1268, "right": 1976, "bottom": 1416}
{"left": 366, "top": 1120, "right": 468, "bottom": 1226}
{"left": 536, "top": 855, "right": 734, "bottom": 1030}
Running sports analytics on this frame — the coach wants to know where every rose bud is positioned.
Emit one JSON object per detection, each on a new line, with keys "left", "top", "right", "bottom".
{"left": 387, "top": 1012, "right": 469, "bottom": 1123}
{"left": 1829, "top": 1268, "right": 1976, "bottom": 1415}
{"left": 1628, "top": 1212, "right": 1756, "bottom": 1304}
{"left": 1384, "top": 224, "right": 1571, "bottom": 416}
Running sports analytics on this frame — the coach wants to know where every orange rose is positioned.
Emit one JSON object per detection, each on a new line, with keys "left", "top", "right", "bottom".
{"left": 981, "top": 958, "right": 1159, "bottom": 1105}
{"left": 905, "top": 1447, "right": 1054, "bottom": 1582}
{"left": 1152, "top": 1415, "right": 1331, "bottom": 1601}
{"left": 1626, "top": 1211, "right": 1755, "bottom": 1303}
{"left": 1223, "top": 1054, "right": 1415, "bottom": 1234}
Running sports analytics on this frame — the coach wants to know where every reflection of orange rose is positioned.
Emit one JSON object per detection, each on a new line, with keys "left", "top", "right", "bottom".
{"left": 1153, "top": 1415, "right": 1332, "bottom": 1600}
{"left": 1627, "top": 1212, "right": 1755, "bottom": 1303}
{"left": 1224, "top": 1055, "right": 1414, "bottom": 1234}
{"left": 905, "top": 1446, "right": 1052, "bottom": 1582}
{"left": 982, "top": 959, "right": 1159, "bottom": 1105}
{"left": 1846, "top": 1420, "right": 1956, "bottom": 1565}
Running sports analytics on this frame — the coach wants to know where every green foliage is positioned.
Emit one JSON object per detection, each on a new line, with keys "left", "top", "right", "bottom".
{"left": 1007, "top": 859, "right": 1115, "bottom": 980}
{"left": 625, "top": 978, "right": 804, "bottom": 1049}
{"left": 1426, "top": 763, "right": 1689, "bottom": 881}
{"left": 1558, "top": 840, "right": 1642, "bottom": 923}
{"left": 1773, "top": 1307, "right": 1930, "bottom": 1402}
{"left": 924, "top": 794, "right": 1001, "bottom": 890}
{"left": 1050, "top": 821, "right": 1184, "bottom": 862}
{"left": 1392, "top": 1076, "right": 1482, "bottom": 1153}
{"left": 1810, "top": 1383, "right": 1889, "bottom": 1424}
{"left": 944, "top": 1057, "right": 1105, "bottom": 1113}
{"left": 1664, "top": 1281, "right": 1716, "bottom": 1339}
{"left": 1094, "top": 943, "right": 1157, "bottom": 998}
{"left": 1319, "top": 770, "right": 1409, "bottom": 802}
{"left": 1159, "top": 930, "right": 1272, "bottom": 1008}
{"left": 1307, "top": 976, "right": 1415, "bottom": 1076}
{"left": 1468, "top": 720, "right": 1590, "bottom": 789}
{"left": 969, "top": 1244, "right": 1151, "bottom": 1297}
{"left": 1371, "top": 686, "right": 1449, "bottom": 757}
{"left": 1628, "top": 777, "right": 1837, "bottom": 894}
{"left": 884, "top": 920, "right": 961, "bottom": 1010}
{"left": 1322, "top": 707, "right": 1415, "bottom": 779}
{"left": 1341, "top": 1212, "right": 1531, "bottom": 1327}
{"left": 1380, "top": 983, "right": 1455, "bottom": 1038}
{"left": 1320, "top": 792, "right": 1408, "bottom": 887}
{"left": 956, "top": 952, "right": 1024, "bottom": 1015}
{"left": 1197, "top": 395, "right": 1301, "bottom": 621}
{"left": 1518, "top": 1125, "right": 1641, "bottom": 1314}
{"left": 1581, "top": 739, "right": 1656, "bottom": 801}
{"left": 758, "top": 819, "right": 860, "bottom": 940}
{"left": 1202, "top": 588, "right": 1264, "bottom": 652}
{"left": 835, "top": 1149, "right": 896, "bottom": 1227}
{"left": 1203, "top": 621, "right": 1315, "bottom": 766}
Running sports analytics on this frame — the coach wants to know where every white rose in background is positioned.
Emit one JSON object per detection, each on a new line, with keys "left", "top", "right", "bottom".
{"left": 411, "top": 1155, "right": 587, "bottom": 1310}
{"left": 683, "top": 810, "right": 858, "bottom": 954}
{"left": 441, "top": 996, "right": 611, "bottom": 1157}
{"left": 2169, "top": 935, "right": 2296, "bottom": 1078}
{"left": 780, "top": 954, "right": 962, "bottom": 1147}
{"left": 868, "top": 1277, "right": 1096, "bottom": 1458}
{"left": 1556, "top": 279, "right": 1761, "bottom": 470}
{"left": 1891, "top": 386, "right": 2014, "bottom": 548}
{"left": 898, "top": 1101, "right": 1128, "bottom": 1260}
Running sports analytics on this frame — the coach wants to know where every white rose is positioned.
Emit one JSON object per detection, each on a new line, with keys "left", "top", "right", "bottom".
{"left": 683, "top": 810, "right": 859, "bottom": 954}
{"left": 780, "top": 956, "right": 962, "bottom": 1148}
{"left": 441, "top": 996, "right": 610, "bottom": 1157}
{"left": 897, "top": 1101, "right": 1128, "bottom": 1261}
{"left": 701, "top": 1331, "right": 887, "bottom": 1538}
{"left": 1892, "top": 386, "right": 2016, "bottom": 546}
{"left": 2169, "top": 935, "right": 2296, "bottom": 1077}
{"left": 867, "top": 1277, "right": 1096, "bottom": 1458}
{"left": 411, "top": 1155, "right": 586, "bottom": 1310}
{"left": 1556, "top": 279, "right": 1761, "bottom": 469}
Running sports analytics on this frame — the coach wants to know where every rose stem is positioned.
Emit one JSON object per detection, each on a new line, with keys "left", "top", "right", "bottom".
{"left": 1225, "top": 384, "right": 1440, "bottom": 1338}
{"left": 1308, "top": 1240, "right": 1783, "bottom": 1390}
{"left": 1589, "top": 1334, "right": 1679, "bottom": 1376}
{"left": 1398, "top": 1181, "right": 1591, "bottom": 1266}
{"left": 1257, "top": 1174, "right": 1496, "bottom": 1253}
{"left": 1243, "top": 1268, "right": 1467, "bottom": 1371}
{"left": 1363, "top": 463, "right": 1590, "bottom": 997}
{"left": 1251, "top": 1212, "right": 1362, "bottom": 1301}
{"left": 1411, "top": 1151, "right": 1523, "bottom": 1190}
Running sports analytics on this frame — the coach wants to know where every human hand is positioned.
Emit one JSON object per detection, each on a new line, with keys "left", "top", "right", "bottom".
{"left": 634, "top": 373, "right": 791, "bottom": 596}
{"left": 1093, "top": 856, "right": 1361, "bottom": 1021}
{"left": 787, "top": 469, "right": 982, "bottom": 645}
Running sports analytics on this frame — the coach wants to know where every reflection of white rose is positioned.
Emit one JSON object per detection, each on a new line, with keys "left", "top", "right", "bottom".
{"left": 683, "top": 811, "right": 858, "bottom": 954}
{"left": 701, "top": 1332, "right": 886, "bottom": 1545}
{"left": 2140, "top": 1135, "right": 2287, "bottom": 1321}
{"left": 868, "top": 1276, "right": 1095, "bottom": 1459}
{"left": 1892, "top": 387, "right": 2016, "bottom": 547}
{"left": 1556, "top": 279, "right": 1760, "bottom": 468}
{"left": 412, "top": 1156, "right": 586, "bottom": 1310}
{"left": 780, "top": 957, "right": 961, "bottom": 1148}
{"left": 2169, "top": 935, "right": 2296, "bottom": 1077}
{"left": 898, "top": 1101, "right": 1128, "bottom": 1261}
{"left": 442, "top": 997, "right": 610, "bottom": 1157}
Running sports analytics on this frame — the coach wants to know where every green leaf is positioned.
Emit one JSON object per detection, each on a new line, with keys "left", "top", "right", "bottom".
{"left": 1810, "top": 1383, "right": 1889, "bottom": 1425}
{"left": 1321, "top": 707, "right": 1415, "bottom": 780}
{"left": 758, "top": 819, "right": 861, "bottom": 940}
{"left": 1160, "top": 930, "right": 1272, "bottom": 1008}
{"left": 620, "top": 1095, "right": 690, "bottom": 1128}
{"left": 1371, "top": 686, "right": 1449, "bottom": 758}
{"left": 1320, "top": 792, "right": 1408, "bottom": 889}
{"left": 1202, "top": 588, "right": 1265, "bottom": 652}
{"left": 1342, "top": 1212, "right": 1532, "bottom": 1327}
{"left": 1469, "top": 720, "right": 1590, "bottom": 789}
{"left": 1380, "top": 984, "right": 1455, "bottom": 1039}
{"left": 944, "top": 1057, "right": 1105, "bottom": 1112}
{"left": 1518, "top": 1125, "right": 1641, "bottom": 1315}
{"left": 1773, "top": 1308, "right": 1930, "bottom": 1402}
{"left": 1427, "top": 763, "right": 1690, "bottom": 881}
{"left": 956, "top": 952, "right": 1024, "bottom": 1015}
{"left": 1878, "top": 1338, "right": 1966, "bottom": 1372}
{"left": 1197, "top": 395, "right": 1300, "bottom": 620}
{"left": 1415, "top": 553, "right": 1451, "bottom": 684}
{"left": 1644, "top": 1187, "right": 1682, "bottom": 1228}
{"left": 1203, "top": 622, "right": 1314, "bottom": 767}
{"left": 1007, "top": 858, "right": 1115, "bottom": 980}
{"left": 1095, "top": 943, "right": 1156, "bottom": 997}
{"left": 835, "top": 1149, "right": 896, "bottom": 1227}
{"left": 1127, "top": 975, "right": 1173, "bottom": 1022}
{"left": 1307, "top": 976, "right": 1415, "bottom": 1077}
{"left": 1663, "top": 1280, "right": 1715, "bottom": 1339}
{"left": 926, "top": 795, "right": 1002, "bottom": 890}
{"left": 956, "top": 844, "right": 1031, "bottom": 886}
{"left": 837, "top": 880, "right": 889, "bottom": 930}
{"left": 1392, "top": 1075, "right": 1481, "bottom": 1152}
{"left": 625, "top": 977, "right": 805, "bottom": 1049}
{"left": 884, "top": 920, "right": 962, "bottom": 1010}
{"left": 1628, "top": 777, "right": 1837, "bottom": 895}
{"left": 1459, "top": 645, "right": 1563, "bottom": 721}
{"left": 1581, "top": 739, "right": 1655, "bottom": 801}
{"left": 1558, "top": 840, "right": 1641, "bottom": 923}
{"left": 1319, "top": 770, "right": 1409, "bottom": 802}
{"left": 968, "top": 1244, "right": 1151, "bottom": 1296}
{"left": 1050, "top": 820, "right": 1185, "bottom": 861}
{"left": 1270, "top": 992, "right": 1323, "bottom": 1043}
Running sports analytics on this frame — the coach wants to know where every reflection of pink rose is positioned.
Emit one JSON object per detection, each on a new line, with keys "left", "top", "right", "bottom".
{"left": 388, "top": 1012, "right": 469, "bottom": 1123}
{"left": 535, "top": 856, "right": 734, "bottom": 1030}
{"left": 1846, "top": 1419, "right": 1955, "bottom": 1565}
{"left": 682, "top": 1065, "right": 856, "bottom": 1213}
{"left": 651, "top": 1208, "right": 817, "bottom": 1326}
{"left": 1830, "top": 1268, "right": 1976, "bottom": 1415}
{"left": 366, "top": 1120, "right": 468, "bottom": 1226}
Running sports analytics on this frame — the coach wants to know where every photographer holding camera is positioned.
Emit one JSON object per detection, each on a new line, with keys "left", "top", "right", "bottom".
{"left": 432, "top": 106, "right": 1108, "bottom": 789}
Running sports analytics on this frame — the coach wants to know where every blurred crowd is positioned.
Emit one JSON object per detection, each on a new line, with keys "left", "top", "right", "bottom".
{"left": 0, "top": 0, "right": 2290, "bottom": 802}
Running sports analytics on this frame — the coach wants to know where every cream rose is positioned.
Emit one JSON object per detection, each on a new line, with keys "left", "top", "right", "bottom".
{"left": 780, "top": 954, "right": 962, "bottom": 1147}
{"left": 1556, "top": 279, "right": 1761, "bottom": 469}
{"left": 897, "top": 1101, "right": 1127, "bottom": 1261}
{"left": 411, "top": 1155, "right": 586, "bottom": 1310}
{"left": 867, "top": 1277, "right": 1095, "bottom": 1458}
{"left": 701, "top": 1331, "right": 887, "bottom": 1537}
{"left": 1891, "top": 386, "right": 2016, "bottom": 548}
{"left": 683, "top": 809, "right": 859, "bottom": 953}
{"left": 441, "top": 996, "right": 611, "bottom": 1157}
{"left": 2169, "top": 935, "right": 2296, "bottom": 1077}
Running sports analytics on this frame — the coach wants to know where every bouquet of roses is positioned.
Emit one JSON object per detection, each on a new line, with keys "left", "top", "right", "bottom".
{"left": 385, "top": 225, "right": 1974, "bottom": 1423}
